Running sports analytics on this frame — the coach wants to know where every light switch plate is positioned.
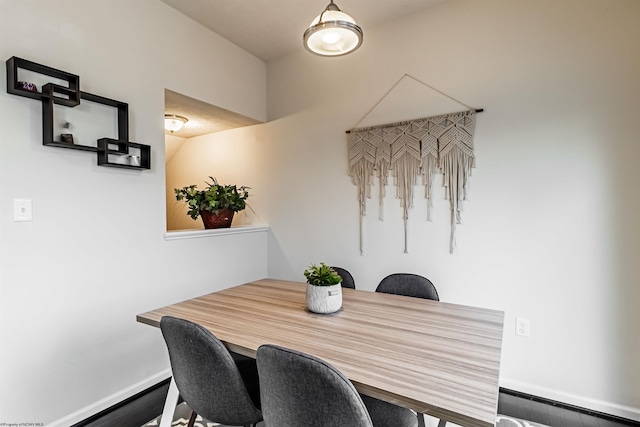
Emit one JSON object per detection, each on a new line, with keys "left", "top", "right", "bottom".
{"left": 13, "top": 199, "right": 33, "bottom": 221}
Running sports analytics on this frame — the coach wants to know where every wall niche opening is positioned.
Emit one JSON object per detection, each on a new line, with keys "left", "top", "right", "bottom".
{"left": 164, "top": 89, "right": 262, "bottom": 232}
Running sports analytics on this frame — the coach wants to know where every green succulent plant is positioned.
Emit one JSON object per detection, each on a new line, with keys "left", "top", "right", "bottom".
{"left": 304, "top": 263, "right": 342, "bottom": 286}
{"left": 174, "top": 177, "right": 249, "bottom": 220}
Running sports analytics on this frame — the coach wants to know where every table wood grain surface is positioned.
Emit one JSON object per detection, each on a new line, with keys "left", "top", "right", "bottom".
{"left": 137, "top": 278, "right": 504, "bottom": 427}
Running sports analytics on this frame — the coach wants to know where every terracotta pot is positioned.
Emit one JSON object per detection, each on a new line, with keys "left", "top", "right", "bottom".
{"left": 200, "top": 209, "right": 235, "bottom": 229}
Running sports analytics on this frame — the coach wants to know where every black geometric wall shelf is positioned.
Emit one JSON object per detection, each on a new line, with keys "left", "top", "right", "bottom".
{"left": 6, "top": 56, "right": 150, "bottom": 170}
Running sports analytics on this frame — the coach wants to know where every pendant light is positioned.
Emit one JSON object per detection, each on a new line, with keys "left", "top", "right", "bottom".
{"left": 164, "top": 114, "right": 188, "bottom": 133}
{"left": 303, "top": 0, "right": 363, "bottom": 57}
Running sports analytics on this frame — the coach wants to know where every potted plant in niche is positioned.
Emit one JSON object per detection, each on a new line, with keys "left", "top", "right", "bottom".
{"left": 174, "top": 177, "right": 249, "bottom": 229}
{"left": 303, "top": 263, "right": 343, "bottom": 314}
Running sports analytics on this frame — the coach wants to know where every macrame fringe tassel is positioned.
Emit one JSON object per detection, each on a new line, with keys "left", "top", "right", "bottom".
{"left": 390, "top": 130, "right": 421, "bottom": 254}
{"left": 438, "top": 111, "right": 476, "bottom": 253}
{"left": 359, "top": 213, "right": 364, "bottom": 256}
{"left": 404, "top": 218, "right": 409, "bottom": 254}
{"left": 375, "top": 130, "right": 390, "bottom": 221}
{"left": 422, "top": 151, "right": 438, "bottom": 221}
{"left": 418, "top": 123, "right": 439, "bottom": 222}
{"left": 348, "top": 131, "right": 376, "bottom": 255}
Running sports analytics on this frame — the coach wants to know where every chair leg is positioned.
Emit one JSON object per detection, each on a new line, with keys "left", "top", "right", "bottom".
{"left": 187, "top": 411, "right": 197, "bottom": 427}
{"left": 437, "top": 419, "right": 447, "bottom": 427}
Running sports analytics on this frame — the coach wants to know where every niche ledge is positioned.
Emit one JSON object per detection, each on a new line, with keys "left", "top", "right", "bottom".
{"left": 164, "top": 225, "right": 270, "bottom": 241}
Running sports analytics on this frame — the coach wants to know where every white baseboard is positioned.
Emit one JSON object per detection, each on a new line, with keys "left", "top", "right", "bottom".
{"left": 500, "top": 377, "right": 640, "bottom": 423}
{"left": 47, "top": 369, "right": 171, "bottom": 427}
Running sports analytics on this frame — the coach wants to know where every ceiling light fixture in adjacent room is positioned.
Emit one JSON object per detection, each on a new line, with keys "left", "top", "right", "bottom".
{"left": 164, "top": 114, "right": 188, "bottom": 133}
{"left": 303, "top": 0, "right": 363, "bottom": 57}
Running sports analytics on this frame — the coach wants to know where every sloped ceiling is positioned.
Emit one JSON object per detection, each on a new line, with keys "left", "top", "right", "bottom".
{"left": 164, "top": 89, "right": 262, "bottom": 138}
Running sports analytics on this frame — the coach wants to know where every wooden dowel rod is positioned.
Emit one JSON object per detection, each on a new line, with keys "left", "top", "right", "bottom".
{"left": 345, "top": 108, "right": 484, "bottom": 134}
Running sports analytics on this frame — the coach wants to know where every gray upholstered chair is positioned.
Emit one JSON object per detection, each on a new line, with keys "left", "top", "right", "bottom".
{"left": 375, "top": 273, "right": 443, "bottom": 427}
{"left": 360, "top": 395, "right": 419, "bottom": 427}
{"left": 257, "top": 344, "right": 417, "bottom": 427}
{"left": 376, "top": 273, "right": 439, "bottom": 301}
{"left": 160, "top": 316, "right": 263, "bottom": 427}
{"left": 331, "top": 266, "right": 356, "bottom": 289}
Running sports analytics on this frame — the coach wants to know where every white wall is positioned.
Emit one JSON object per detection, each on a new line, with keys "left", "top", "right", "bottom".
{"left": 0, "top": 0, "right": 267, "bottom": 424}
{"left": 258, "top": 0, "right": 640, "bottom": 420}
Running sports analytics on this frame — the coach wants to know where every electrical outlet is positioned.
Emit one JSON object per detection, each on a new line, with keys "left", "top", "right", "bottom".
{"left": 516, "top": 317, "right": 530, "bottom": 337}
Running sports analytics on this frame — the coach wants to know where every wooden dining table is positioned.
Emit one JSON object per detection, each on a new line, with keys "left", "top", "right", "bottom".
{"left": 137, "top": 278, "right": 505, "bottom": 427}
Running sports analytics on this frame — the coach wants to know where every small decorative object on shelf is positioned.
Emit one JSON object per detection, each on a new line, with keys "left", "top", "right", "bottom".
{"left": 60, "top": 134, "right": 74, "bottom": 144}
{"left": 127, "top": 155, "right": 140, "bottom": 167}
{"left": 18, "top": 81, "right": 37, "bottom": 92}
{"left": 303, "top": 263, "right": 343, "bottom": 314}
{"left": 174, "top": 177, "right": 250, "bottom": 229}
{"left": 60, "top": 122, "right": 74, "bottom": 144}
{"left": 5, "top": 56, "right": 150, "bottom": 170}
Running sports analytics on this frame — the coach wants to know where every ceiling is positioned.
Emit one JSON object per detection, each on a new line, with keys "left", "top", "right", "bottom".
{"left": 161, "top": 0, "right": 445, "bottom": 138}
{"left": 165, "top": 89, "right": 261, "bottom": 138}
{"left": 160, "top": 0, "right": 445, "bottom": 62}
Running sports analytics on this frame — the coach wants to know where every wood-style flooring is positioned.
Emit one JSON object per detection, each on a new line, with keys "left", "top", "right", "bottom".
{"left": 73, "top": 382, "right": 638, "bottom": 427}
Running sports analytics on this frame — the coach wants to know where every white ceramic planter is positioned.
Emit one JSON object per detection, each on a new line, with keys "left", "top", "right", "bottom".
{"left": 306, "top": 283, "right": 342, "bottom": 314}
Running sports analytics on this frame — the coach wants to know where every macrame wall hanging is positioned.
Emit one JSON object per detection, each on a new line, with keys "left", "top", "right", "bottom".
{"left": 347, "top": 74, "right": 482, "bottom": 254}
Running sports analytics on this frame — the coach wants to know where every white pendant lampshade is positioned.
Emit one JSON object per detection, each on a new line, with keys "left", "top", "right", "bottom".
{"left": 164, "top": 114, "right": 188, "bottom": 133}
{"left": 303, "top": 0, "right": 363, "bottom": 57}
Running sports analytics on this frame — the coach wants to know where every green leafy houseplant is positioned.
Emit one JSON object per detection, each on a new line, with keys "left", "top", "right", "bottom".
{"left": 304, "top": 263, "right": 342, "bottom": 286}
{"left": 174, "top": 177, "right": 249, "bottom": 224}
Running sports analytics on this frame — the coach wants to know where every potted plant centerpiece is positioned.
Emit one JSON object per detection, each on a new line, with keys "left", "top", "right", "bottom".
{"left": 303, "top": 263, "right": 343, "bottom": 314}
{"left": 174, "top": 177, "right": 249, "bottom": 229}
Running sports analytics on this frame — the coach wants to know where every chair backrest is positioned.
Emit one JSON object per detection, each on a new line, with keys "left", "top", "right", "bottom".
{"left": 257, "top": 344, "right": 374, "bottom": 427}
{"left": 376, "top": 273, "right": 439, "bottom": 301}
{"left": 160, "top": 316, "right": 262, "bottom": 426}
{"left": 332, "top": 266, "right": 356, "bottom": 289}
